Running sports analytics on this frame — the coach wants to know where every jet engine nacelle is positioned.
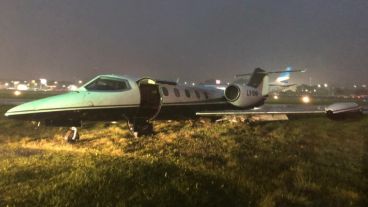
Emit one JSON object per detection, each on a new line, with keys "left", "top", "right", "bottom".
{"left": 224, "top": 84, "right": 263, "bottom": 108}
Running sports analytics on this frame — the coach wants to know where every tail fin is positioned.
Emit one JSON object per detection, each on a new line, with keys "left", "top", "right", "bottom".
{"left": 247, "top": 68, "right": 267, "bottom": 88}
{"left": 246, "top": 68, "right": 269, "bottom": 96}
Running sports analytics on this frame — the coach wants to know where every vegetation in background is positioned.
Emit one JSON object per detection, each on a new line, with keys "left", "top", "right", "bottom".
{"left": 0, "top": 105, "right": 367, "bottom": 206}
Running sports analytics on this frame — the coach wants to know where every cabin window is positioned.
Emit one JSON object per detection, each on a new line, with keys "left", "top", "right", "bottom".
{"left": 185, "top": 89, "right": 191, "bottom": 98}
{"left": 195, "top": 90, "right": 201, "bottom": 99}
{"left": 85, "top": 78, "right": 130, "bottom": 91}
{"left": 204, "top": 92, "right": 209, "bottom": 99}
{"left": 162, "top": 87, "right": 169, "bottom": 96}
{"left": 174, "top": 88, "right": 180, "bottom": 97}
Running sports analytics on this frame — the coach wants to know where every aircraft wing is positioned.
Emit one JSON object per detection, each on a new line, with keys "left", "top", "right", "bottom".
{"left": 196, "top": 104, "right": 326, "bottom": 116}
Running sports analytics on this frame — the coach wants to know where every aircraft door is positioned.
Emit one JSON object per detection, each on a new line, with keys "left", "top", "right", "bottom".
{"left": 137, "top": 80, "right": 162, "bottom": 120}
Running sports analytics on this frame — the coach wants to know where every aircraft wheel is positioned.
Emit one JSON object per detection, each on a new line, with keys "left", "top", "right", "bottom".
{"left": 133, "top": 120, "right": 154, "bottom": 137}
{"left": 64, "top": 127, "right": 80, "bottom": 143}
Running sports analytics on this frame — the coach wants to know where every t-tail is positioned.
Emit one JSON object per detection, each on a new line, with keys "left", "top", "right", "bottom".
{"left": 247, "top": 68, "right": 270, "bottom": 96}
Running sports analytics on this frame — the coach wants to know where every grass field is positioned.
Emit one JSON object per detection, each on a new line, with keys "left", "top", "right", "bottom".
{"left": 0, "top": 105, "right": 368, "bottom": 206}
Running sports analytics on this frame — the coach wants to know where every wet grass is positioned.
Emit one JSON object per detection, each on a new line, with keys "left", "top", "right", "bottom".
{"left": 0, "top": 105, "right": 367, "bottom": 206}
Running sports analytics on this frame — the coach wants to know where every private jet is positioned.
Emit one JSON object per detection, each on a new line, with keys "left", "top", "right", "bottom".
{"left": 4, "top": 68, "right": 364, "bottom": 142}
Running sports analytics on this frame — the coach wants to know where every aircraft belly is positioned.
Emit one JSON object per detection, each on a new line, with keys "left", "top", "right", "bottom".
{"left": 7, "top": 105, "right": 140, "bottom": 122}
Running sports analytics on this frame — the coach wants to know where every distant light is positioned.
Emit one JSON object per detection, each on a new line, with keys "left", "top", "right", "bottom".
{"left": 313, "top": 89, "right": 317, "bottom": 93}
{"left": 215, "top": 80, "right": 221, "bottom": 85}
{"left": 40, "top": 79, "right": 47, "bottom": 85}
{"left": 227, "top": 82, "right": 230, "bottom": 85}
{"left": 147, "top": 79, "right": 156, "bottom": 84}
{"left": 31, "top": 80, "right": 36, "bottom": 84}
{"left": 17, "top": 84, "right": 29, "bottom": 91}
{"left": 68, "top": 85, "right": 78, "bottom": 91}
{"left": 192, "top": 83, "right": 196, "bottom": 86}
{"left": 324, "top": 83, "right": 328, "bottom": 88}
{"left": 305, "top": 89, "right": 309, "bottom": 92}
{"left": 301, "top": 96, "right": 311, "bottom": 104}
{"left": 184, "top": 82, "right": 187, "bottom": 85}
{"left": 62, "top": 85, "right": 66, "bottom": 88}
{"left": 78, "top": 80, "right": 83, "bottom": 84}
{"left": 317, "top": 84, "right": 321, "bottom": 88}
{"left": 54, "top": 81, "right": 58, "bottom": 85}
{"left": 273, "top": 95, "right": 279, "bottom": 100}
{"left": 4, "top": 83, "right": 9, "bottom": 86}
{"left": 362, "top": 84, "right": 367, "bottom": 88}
{"left": 14, "top": 91, "right": 22, "bottom": 96}
{"left": 353, "top": 85, "right": 357, "bottom": 88}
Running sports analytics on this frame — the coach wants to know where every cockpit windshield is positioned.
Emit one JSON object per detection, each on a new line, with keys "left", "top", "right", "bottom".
{"left": 85, "top": 77, "right": 130, "bottom": 91}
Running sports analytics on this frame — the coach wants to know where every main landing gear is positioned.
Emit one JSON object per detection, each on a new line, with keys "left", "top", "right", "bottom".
{"left": 64, "top": 127, "right": 80, "bottom": 143}
{"left": 128, "top": 119, "right": 154, "bottom": 138}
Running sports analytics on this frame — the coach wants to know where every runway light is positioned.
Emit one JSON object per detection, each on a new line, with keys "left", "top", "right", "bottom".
{"left": 273, "top": 95, "right": 279, "bottom": 100}
{"left": 14, "top": 90, "right": 22, "bottom": 96}
{"left": 301, "top": 96, "right": 311, "bottom": 104}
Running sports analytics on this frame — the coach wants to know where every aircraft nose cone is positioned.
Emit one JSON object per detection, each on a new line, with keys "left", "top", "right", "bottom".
{"left": 5, "top": 101, "right": 36, "bottom": 117}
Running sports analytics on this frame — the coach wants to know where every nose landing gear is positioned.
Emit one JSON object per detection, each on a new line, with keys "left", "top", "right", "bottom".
{"left": 64, "top": 127, "right": 80, "bottom": 143}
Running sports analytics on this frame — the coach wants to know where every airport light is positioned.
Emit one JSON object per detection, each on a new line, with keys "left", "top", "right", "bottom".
{"left": 40, "top": 79, "right": 47, "bottom": 85}
{"left": 14, "top": 90, "right": 22, "bottom": 96}
{"left": 17, "top": 84, "right": 29, "bottom": 91}
{"left": 68, "top": 85, "right": 78, "bottom": 91}
{"left": 301, "top": 95, "right": 311, "bottom": 104}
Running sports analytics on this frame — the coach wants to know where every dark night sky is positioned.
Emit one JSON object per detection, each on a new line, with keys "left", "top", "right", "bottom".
{"left": 0, "top": 0, "right": 367, "bottom": 85}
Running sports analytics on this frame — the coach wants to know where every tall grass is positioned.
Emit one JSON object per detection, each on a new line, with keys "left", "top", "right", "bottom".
{"left": 0, "top": 105, "right": 367, "bottom": 206}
